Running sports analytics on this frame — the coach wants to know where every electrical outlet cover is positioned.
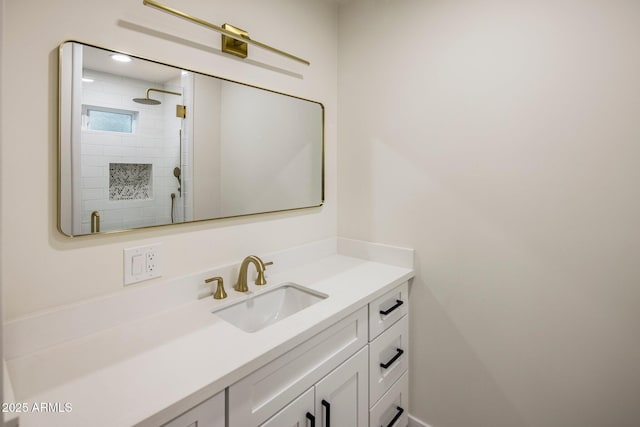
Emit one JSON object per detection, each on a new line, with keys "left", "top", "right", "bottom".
{"left": 124, "top": 244, "right": 162, "bottom": 285}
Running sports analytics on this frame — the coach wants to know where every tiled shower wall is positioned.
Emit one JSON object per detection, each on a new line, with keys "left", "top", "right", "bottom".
{"left": 80, "top": 70, "right": 183, "bottom": 233}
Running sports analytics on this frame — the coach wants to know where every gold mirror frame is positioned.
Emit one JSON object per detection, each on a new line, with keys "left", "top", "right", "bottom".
{"left": 58, "top": 41, "right": 324, "bottom": 237}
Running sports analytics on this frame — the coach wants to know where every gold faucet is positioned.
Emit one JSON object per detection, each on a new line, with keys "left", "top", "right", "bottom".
{"left": 205, "top": 276, "right": 227, "bottom": 300}
{"left": 235, "top": 255, "right": 273, "bottom": 292}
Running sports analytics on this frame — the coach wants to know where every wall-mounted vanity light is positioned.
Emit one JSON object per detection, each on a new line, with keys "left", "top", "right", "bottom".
{"left": 220, "top": 23, "right": 249, "bottom": 59}
{"left": 142, "top": 0, "right": 310, "bottom": 65}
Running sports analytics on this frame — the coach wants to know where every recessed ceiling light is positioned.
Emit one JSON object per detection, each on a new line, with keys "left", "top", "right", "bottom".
{"left": 82, "top": 77, "right": 95, "bottom": 83}
{"left": 110, "top": 54, "right": 132, "bottom": 63}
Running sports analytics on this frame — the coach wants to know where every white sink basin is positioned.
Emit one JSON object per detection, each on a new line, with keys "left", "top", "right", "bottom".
{"left": 212, "top": 283, "right": 328, "bottom": 333}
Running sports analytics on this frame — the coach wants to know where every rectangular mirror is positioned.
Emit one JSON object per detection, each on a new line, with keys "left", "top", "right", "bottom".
{"left": 59, "top": 41, "right": 324, "bottom": 236}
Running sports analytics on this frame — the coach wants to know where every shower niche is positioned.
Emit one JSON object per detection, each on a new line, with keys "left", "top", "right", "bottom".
{"left": 58, "top": 41, "right": 324, "bottom": 236}
{"left": 109, "top": 163, "right": 152, "bottom": 201}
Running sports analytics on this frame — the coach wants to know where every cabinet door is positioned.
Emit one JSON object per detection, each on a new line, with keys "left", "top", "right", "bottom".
{"left": 163, "top": 391, "right": 225, "bottom": 427}
{"left": 261, "top": 387, "right": 315, "bottom": 427}
{"left": 315, "top": 346, "right": 368, "bottom": 427}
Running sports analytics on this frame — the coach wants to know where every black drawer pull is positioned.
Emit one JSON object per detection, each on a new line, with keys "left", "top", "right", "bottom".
{"left": 306, "top": 411, "right": 316, "bottom": 427}
{"left": 380, "top": 348, "right": 404, "bottom": 369}
{"left": 382, "top": 406, "right": 405, "bottom": 427}
{"left": 379, "top": 300, "right": 403, "bottom": 316}
{"left": 321, "top": 399, "right": 331, "bottom": 427}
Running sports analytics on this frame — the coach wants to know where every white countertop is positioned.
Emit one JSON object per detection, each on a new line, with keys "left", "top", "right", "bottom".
{"left": 4, "top": 239, "right": 413, "bottom": 426}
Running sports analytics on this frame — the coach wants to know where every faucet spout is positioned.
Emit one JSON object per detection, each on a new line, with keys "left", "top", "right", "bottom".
{"left": 235, "top": 255, "right": 269, "bottom": 292}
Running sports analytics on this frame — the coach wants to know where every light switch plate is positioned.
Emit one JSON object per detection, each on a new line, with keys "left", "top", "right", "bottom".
{"left": 124, "top": 244, "right": 162, "bottom": 285}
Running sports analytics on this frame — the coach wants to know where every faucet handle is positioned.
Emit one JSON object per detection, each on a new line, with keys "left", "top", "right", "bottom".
{"left": 255, "top": 261, "right": 273, "bottom": 286}
{"left": 205, "top": 276, "right": 227, "bottom": 300}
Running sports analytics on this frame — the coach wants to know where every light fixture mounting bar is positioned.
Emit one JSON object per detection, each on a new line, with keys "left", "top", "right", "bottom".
{"left": 142, "top": 0, "right": 311, "bottom": 66}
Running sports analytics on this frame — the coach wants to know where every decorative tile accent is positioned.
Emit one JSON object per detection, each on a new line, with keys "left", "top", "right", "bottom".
{"left": 109, "top": 163, "right": 152, "bottom": 200}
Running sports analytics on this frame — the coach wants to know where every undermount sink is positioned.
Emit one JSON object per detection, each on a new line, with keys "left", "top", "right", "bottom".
{"left": 212, "top": 283, "right": 328, "bottom": 333}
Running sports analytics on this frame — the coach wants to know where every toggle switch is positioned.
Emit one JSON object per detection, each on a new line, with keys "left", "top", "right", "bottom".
{"left": 132, "top": 254, "right": 144, "bottom": 276}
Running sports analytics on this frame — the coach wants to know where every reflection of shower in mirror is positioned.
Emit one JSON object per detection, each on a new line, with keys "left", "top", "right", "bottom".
{"left": 132, "top": 88, "right": 182, "bottom": 105}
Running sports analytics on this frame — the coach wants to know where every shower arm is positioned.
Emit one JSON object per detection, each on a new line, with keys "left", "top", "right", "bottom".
{"left": 146, "top": 88, "right": 182, "bottom": 98}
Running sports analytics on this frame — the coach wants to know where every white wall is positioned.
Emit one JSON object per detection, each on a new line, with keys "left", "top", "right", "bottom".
{"left": 0, "top": 0, "right": 337, "bottom": 319}
{"left": 338, "top": 1, "right": 640, "bottom": 427}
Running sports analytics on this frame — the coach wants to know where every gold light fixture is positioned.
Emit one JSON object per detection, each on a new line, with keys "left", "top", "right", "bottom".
{"left": 142, "top": 0, "right": 310, "bottom": 65}
{"left": 221, "top": 23, "right": 249, "bottom": 59}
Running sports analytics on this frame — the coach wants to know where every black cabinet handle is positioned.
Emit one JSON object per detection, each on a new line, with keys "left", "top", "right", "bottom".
{"left": 379, "top": 300, "right": 403, "bottom": 316}
{"left": 306, "top": 412, "right": 316, "bottom": 427}
{"left": 380, "top": 348, "right": 404, "bottom": 369}
{"left": 382, "top": 406, "right": 405, "bottom": 427}
{"left": 321, "top": 399, "right": 331, "bottom": 427}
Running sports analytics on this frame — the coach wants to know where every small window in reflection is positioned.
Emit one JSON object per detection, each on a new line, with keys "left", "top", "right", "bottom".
{"left": 83, "top": 106, "right": 136, "bottom": 133}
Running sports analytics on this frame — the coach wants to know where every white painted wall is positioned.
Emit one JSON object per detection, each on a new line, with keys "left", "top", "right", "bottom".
{"left": 0, "top": 0, "right": 337, "bottom": 319}
{"left": 338, "top": 1, "right": 640, "bottom": 427}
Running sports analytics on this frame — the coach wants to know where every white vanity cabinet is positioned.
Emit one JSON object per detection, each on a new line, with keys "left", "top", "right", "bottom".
{"left": 228, "top": 281, "right": 410, "bottom": 427}
{"left": 162, "top": 390, "right": 225, "bottom": 427}
{"left": 368, "top": 282, "right": 409, "bottom": 427}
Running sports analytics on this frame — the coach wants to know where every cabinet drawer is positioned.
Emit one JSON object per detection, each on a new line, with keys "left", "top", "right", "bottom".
{"left": 228, "top": 307, "right": 368, "bottom": 426}
{"left": 369, "top": 315, "right": 409, "bottom": 406}
{"left": 162, "top": 390, "right": 225, "bottom": 427}
{"left": 370, "top": 371, "right": 409, "bottom": 427}
{"left": 369, "top": 282, "right": 408, "bottom": 340}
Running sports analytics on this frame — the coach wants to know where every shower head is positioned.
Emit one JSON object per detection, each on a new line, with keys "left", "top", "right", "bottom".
{"left": 132, "top": 88, "right": 182, "bottom": 105}
{"left": 132, "top": 97, "right": 161, "bottom": 105}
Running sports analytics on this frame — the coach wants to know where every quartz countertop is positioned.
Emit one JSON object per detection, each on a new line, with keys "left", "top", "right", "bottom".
{"left": 4, "top": 240, "right": 414, "bottom": 427}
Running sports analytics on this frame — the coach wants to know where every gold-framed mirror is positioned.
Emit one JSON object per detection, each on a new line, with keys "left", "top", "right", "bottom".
{"left": 58, "top": 41, "right": 324, "bottom": 236}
